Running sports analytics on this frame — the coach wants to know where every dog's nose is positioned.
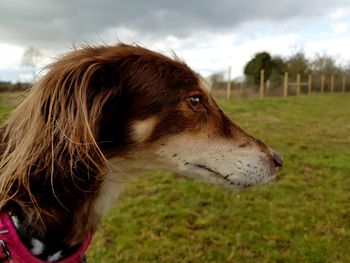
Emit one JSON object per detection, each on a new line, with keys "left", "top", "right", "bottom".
{"left": 272, "top": 152, "right": 283, "bottom": 168}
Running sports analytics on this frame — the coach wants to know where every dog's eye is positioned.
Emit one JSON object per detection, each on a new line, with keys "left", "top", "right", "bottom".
{"left": 189, "top": 96, "right": 200, "bottom": 107}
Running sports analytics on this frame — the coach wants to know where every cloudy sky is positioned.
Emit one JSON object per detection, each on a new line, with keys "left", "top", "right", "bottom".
{"left": 1, "top": 0, "right": 350, "bottom": 82}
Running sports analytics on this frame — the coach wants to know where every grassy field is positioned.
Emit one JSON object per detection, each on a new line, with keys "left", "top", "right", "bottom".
{"left": 1, "top": 93, "right": 349, "bottom": 262}
{"left": 88, "top": 94, "right": 350, "bottom": 263}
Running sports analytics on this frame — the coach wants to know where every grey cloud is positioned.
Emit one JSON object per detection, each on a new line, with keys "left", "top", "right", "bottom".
{"left": 0, "top": 0, "right": 349, "bottom": 48}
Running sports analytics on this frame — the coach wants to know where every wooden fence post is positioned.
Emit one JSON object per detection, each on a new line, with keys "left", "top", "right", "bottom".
{"left": 284, "top": 72, "right": 288, "bottom": 97}
{"left": 308, "top": 74, "right": 312, "bottom": 95}
{"left": 331, "top": 75, "right": 334, "bottom": 93}
{"left": 343, "top": 77, "right": 346, "bottom": 93}
{"left": 321, "top": 75, "right": 325, "bottom": 93}
{"left": 226, "top": 66, "right": 231, "bottom": 99}
{"left": 296, "top": 73, "right": 301, "bottom": 96}
{"left": 260, "top": 69, "right": 265, "bottom": 98}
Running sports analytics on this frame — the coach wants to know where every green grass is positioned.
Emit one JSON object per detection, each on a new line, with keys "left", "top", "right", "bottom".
{"left": 88, "top": 94, "right": 350, "bottom": 263}
{"left": 0, "top": 92, "right": 24, "bottom": 120}
{"left": 2, "top": 93, "right": 350, "bottom": 262}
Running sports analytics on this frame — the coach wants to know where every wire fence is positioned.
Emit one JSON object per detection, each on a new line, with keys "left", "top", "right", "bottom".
{"left": 211, "top": 70, "right": 349, "bottom": 99}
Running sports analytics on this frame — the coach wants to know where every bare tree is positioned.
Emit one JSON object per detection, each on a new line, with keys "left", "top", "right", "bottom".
{"left": 21, "top": 46, "right": 43, "bottom": 82}
{"left": 311, "top": 53, "right": 340, "bottom": 76}
{"left": 340, "top": 63, "right": 350, "bottom": 78}
{"left": 208, "top": 72, "right": 224, "bottom": 89}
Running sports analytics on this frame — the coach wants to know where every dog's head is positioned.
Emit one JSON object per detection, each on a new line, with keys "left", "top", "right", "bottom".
{"left": 86, "top": 44, "right": 282, "bottom": 188}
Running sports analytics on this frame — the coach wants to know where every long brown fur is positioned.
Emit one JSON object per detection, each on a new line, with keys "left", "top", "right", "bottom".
{"left": 0, "top": 44, "right": 171, "bottom": 245}
{"left": 0, "top": 50, "right": 113, "bottom": 245}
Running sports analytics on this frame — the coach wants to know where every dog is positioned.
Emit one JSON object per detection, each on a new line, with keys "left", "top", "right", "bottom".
{"left": 0, "top": 44, "right": 282, "bottom": 262}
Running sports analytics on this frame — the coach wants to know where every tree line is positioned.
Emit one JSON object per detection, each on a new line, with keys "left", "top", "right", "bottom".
{"left": 209, "top": 51, "right": 350, "bottom": 89}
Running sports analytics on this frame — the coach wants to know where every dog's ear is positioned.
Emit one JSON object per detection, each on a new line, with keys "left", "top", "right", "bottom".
{"left": 44, "top": 64, "right": 117, "bottom": 115}
{"left": 33, "top": 51, "right": 123, "bottom": 176}
{"left": 41, "top": 60, "right": 120, "bottom": 127}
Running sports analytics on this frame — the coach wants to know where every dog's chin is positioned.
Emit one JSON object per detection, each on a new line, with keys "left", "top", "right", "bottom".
{"left": 169, "top": 164, "right": 276, "bottom": 190}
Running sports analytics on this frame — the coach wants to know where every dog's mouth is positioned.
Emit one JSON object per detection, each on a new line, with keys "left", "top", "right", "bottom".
{"left": 188, "top": 162, "right": 254, "bottom": 189}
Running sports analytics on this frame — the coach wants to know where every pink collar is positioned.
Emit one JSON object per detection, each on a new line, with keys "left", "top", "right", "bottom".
{"left": 0, "top": 211, "right": 92, "bottom": 263}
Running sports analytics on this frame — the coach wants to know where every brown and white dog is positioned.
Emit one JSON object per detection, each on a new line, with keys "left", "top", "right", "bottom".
{"left": 0, "top": 44, "right": 282, "bottom": 262}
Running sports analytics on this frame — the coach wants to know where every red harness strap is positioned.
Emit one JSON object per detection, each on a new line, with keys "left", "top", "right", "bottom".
{"left": 0, "top": 211, "right": 92, "bottom": 263}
